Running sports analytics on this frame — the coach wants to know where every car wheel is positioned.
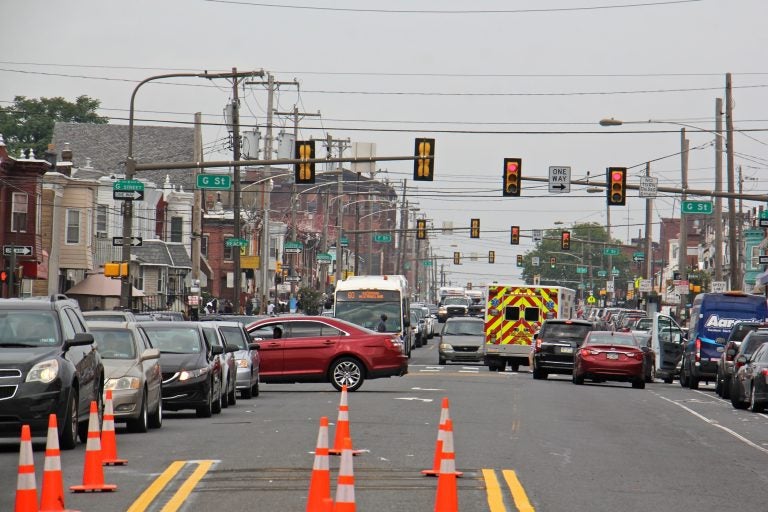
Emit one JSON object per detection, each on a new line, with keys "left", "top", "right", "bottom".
{"left": 79, "top": 383, "right": 103, "bottom": 443}
{"left": 750, "top": 385, "right": 765, "bottom": 413}
{"left": 439, "top": 356, "right": 446, "bottom": 365}
{"left": 60, "top": 389, "right": 78, "bottom": 450}
{"left": 330, "top": 357, "right": 365, "bottom": 392}
{"left": 731, "top": 386, "right": 749, "bottom": 410}
{"left": 148, "top": 393, "right": 162, "bottom": 429}
{"left": 722, "top": 377, "right": 732, "bottom": 399}
{"left": 572, "top": 373, "right": 584, "bottom": 385}
{"left": 532, "top": 365, "right": 547, "bottom": 380}
{"left": 646, "top": 365, "right": 656, "bottom": 384}
{"left": 688, "top": 375, "right": 700, "bottom": 390}
{"left": 510, "top": 363, "right": 520, "bottom": 372}
{"left": 632, "top": 378, "right": 646, "bottom": 389}
{"left": 241, "top": 383, "right": 253, "bottom": 400}
{"left": 228, "top": 379, "right": 237, "bottom": 406}
{"left": 127, "top": 389, "right": 149, "bottom": 433}
{"left": 715, "top": 375, "right": 723, "bottom": 396}
{"left": 196, "top": 383, "right": 213, "bottom": 418}
{"left": 663, "top": 376, "right": 674, "bottom": 384}
{"left": 679, "top": 364, "right": 689, "bottom": 388}
{"left": 212, "top": 382, "right": 223, "bottom": 414}
{"left": 251, "top": 380, "right": 260, "bottom": 398}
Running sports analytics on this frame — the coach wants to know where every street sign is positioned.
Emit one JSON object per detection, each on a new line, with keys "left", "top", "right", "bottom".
{"left": 423, "top": 260, "right": 433, "bottom": 267}
{"left": 113, "top": 179, "right": 144, "bottom": 192}
{"left": 603, "top": 248, "right": 620, "bottom": 256}
{"left": 3, "top": 245, "right": 32, "bottom": 256}
{"left": 597, "top": 270, "right": 608, "bottom": 277}
{"left": 548, "top": 166, "right": 571, "bottom": 194}
{"left": 225, "top": 238, "right": 248, "bottom": 248}
{"left": 633, "top": 251, "right": 645, "bottom": 262}
{"left": 606, "top": 281, "right": 614, "bottom": 293}
{"left": 760, "top": 218, "right": 768, "bottom": 228}
{"left": 711, "top": 281, "right": 727, "bottom": 293}
{"left": 639, "top": 176, "right": 658, "bottom": 198}
{"left": 112, "top": 237, "right": 143, "bottom": 247}
{"left": 285, "top": 275, "right": 301, "bottom": 283}
{"left": 576, "top": 266, "right": 587, "bottom": 274}
{"left": 196, "top": 174, "right": 232, "bottom": 190}
{"left": 681, "top": 200, "right": 713, "bottom": 215}
{"left": 759, "top": 255, "right": 768, "bottom": 265}
{"left": 316, "top": 253, "right": 332, "bottom": 264}
{"left": 639, "top": 279, "right": 652, "bottom": 292}
{"left": 283, "top": 241, "right": 303, "bottom": 254}
{"left": 611, "top": 268, "right": 620, "bottom": 276}
{"left": 532, "top": 230, "right": 542, "bottom": 243}
{"left": 532, "top": 256, "right": 540, "bottom": 267}
{"left": 373, "top": 233, "right": 392, "bottom": 243}
{"left": 113, "top": 189, "right": 144, "bottom": 201}
{"left": 340, "top": 237, "right": 349, "bottom": 247}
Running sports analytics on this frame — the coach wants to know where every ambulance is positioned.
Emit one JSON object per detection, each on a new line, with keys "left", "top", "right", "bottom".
{"left": 484, "top": 284, "right": 576, "bottom": 372}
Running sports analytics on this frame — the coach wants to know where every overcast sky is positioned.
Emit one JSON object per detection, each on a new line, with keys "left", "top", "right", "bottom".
{"left": 3, "top": 0, "right": 767, "bottom": 288}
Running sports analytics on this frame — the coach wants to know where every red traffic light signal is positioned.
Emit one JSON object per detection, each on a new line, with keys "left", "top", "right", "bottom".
{"left": 510, "top": 225, "right": 520, "bottom": 245}
{"left": 502, "top": 158, "right": 522, "bottom": 197}
{"left": 414, "top": 138, "right": 435, "bottom": 181}
{"left": 0, "top": 270, "right": 6, "bottom": 282}
{"left": 607, "top": 167, "right": 626, "bottom": 206}
{"left": 561, "top": 231, "right": 571, "bottom": 250}
{"left": 295, "top": 140, "right": 316, "bottom": 184}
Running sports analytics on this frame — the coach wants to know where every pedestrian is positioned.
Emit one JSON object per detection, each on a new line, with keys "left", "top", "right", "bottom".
{"left": 245, "top": 299, "right": 254, "bottom": 316}
{"left": 224, "top": 300, "right": 233, "bottom": 314}
{"left": 377, "top": 314, "right": 388, "bottom": 332}
{"left": 267, "top": 301, "right": 275, "bottom": 316}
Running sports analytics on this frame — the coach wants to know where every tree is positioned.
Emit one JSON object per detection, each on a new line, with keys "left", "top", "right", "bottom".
{"left": 297, "top": 286, "right": 322, "bottom": 315}
{"left": 0, "top": 95, "right": 108, "bottom": 158}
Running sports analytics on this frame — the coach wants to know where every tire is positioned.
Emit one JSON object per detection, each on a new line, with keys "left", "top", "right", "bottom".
{"left": 212, "top": 381, "right": 223, "bottom": 414}
{"left": 679, "top": 363, "right": 689, "bottom": 388}
{"left": 241, "top": 382, "right": 253, "bottom": 400}
{"left": 715, "top": 375, "right": 723, "bottom": 396}
{"left": 688, "top": 375, "right": 700, "bottom": 390}
{"left": 78, "top": 383, "right": 103, "bottom": 443}
{"left": 196, "top": 383, "right": 213, "bottom": 418}
{"left": 646, "top": 365, "right": 656, "bottom": 384}
{"left": 148, "top": 393, "right": 162, "bottom": 429}
{"left": 127, "top": 389, "right": 149, "bottom": 433}
{"left": 510, "top": 363, "right": 520, "bottom": 372}
{"left": 750, "top": 385, "right": 765, "bottom": 413}
{"left": 572, "top": 373, "right": 584, "bottom": 385}
{"left": 731, "top": 386, "right": 749, "bottom": 410}
{"left": 227, "top": 379, "right": 237, "bottom": 406}
{"left": 532, "top": 366, "right": 547, "bottom": 380}
{"left": 60, "top": 389, "right": 78, "bottom": 450}
{"left": 663, "top": 376, "right": 674, "bottom": 384}
{"left": 722, "top": 377, "right": 732, "bottom": 399}
{"left": 632, "top": 378, "right": 646, "bottom": 389}
{"left": 439, "top": 356, "right": 447, "bottom": 365}
{"left": 330, "top": 357, "right": 365, "bottom": 392}
{"left": 251, "top": 380, "right": 260, "bottom": 398}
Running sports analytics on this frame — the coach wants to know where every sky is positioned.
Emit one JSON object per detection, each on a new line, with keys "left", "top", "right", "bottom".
{"left": 3, "top": 0, "right": 768, "bottom": 289}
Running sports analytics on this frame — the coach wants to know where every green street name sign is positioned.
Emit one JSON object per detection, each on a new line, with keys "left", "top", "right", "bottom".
{"left": 423, "top": 260, "right": 434, "bottom": 267}
{"left": 373, "top": 233, "right": 392, "bottom": 243}
{"left": 576, "top": 266, "right": 587, "bottom": 274}
{"left": 316, "top": 253, "right": 332, "bottom": 264}
{"left": 597, "top": 270, "right": 608, "bottom": 277}
{"left": 197, "top": 174, "right": 232, "bottom": 190}
{"left": 225, "top": 237, "right": 248, "bottom": 248}
{"left": 681, "top": 200, "right": 713, "bottom": 215}
{"left": 114, "top": 179, "right": 144, "bottom": 192}
{"left": 340, "top": 237, "right": 349, "bottom": 247}
{"left": 603, "top": 248, "right": 620, "bottom": 256}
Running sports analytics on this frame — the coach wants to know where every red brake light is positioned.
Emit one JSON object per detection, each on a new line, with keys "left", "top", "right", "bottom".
{"left": 695, "top": 338, "right": 701, "bottom": 363}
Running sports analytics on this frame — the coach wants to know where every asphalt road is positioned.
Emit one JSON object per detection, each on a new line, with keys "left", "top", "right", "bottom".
{"left": 2, "top": 340, "right": 768, "bottom": 511}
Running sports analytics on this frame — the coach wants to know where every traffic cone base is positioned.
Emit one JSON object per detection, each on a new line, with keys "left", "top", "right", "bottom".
{"left": 423, "top": 398, "right": 462, "bottom": 477}
{"left": 70, "top": 401, "right": 117, "bottom": 493}
{"left": 15, "top": 424, "right": 37, "bottom": 512}
{"left": 41, "top": 414, "right": 81, "bottom": 511}
{"left": 434, "top": 419, "right": 459, "bottom": 512}
{"left": 101, "top": 390, "right": 127, "bottom": 466}
{"left": 307, "top": 417, "right": 332, "bottom": 512}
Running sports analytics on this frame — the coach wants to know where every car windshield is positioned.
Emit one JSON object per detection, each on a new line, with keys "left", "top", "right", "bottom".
{"left": 443, "top": 320, "right": 484, "bottom": 336}
{"left": 586, "top": 332, "right": 636, "bottom": 346}
{"left": 634, "top": 318, "right": 653, "bottom": 330}
{"left": 91, "top": 329, "right": 136, "bottom": 359}
{"left": 141, "top": 326, "right": 203, "bottom": 353}
{"left": 0, "top": 311, "right": 59, "bottom": 347}
{"left": 444, "top": 297, "right": 468, "bottom": 306}
{"left": 741, "top": 334, "right": 768, "bottom": 356}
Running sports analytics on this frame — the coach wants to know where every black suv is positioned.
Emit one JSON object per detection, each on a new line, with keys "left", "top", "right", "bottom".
{"left": 0, "top": 295, "right": 104, "bottom": 449}
{"left": 532, "top": 319, "right": 593, "bottom": 379}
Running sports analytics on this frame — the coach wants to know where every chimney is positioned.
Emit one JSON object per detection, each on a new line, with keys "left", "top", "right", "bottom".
{"left": 61, "top": 142, "right": 73, "bottom": 162}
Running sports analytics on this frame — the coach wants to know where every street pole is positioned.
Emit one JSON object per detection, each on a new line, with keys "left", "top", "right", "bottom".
{"left": 726, "top": 72, "right": 739, "bottom": 289}
{"left": 398, "top": 181, "right": 408, "bottom": 275}
{"left": 231, "top": 68, "right": 243, "bottom": 314}
{"left": 644, "top": 162, "right": 653, "bottom": 284}
{"left": 607, "top": 202, "right": 612, "bottom": 306}
{"left": 678, "top": 129, "right": 690, "bottom": 316}
{"left": 191, "top": 112, "right": 203, "bottom": 315}
{"left": 714, "top": 97, "right": 724, "bottom": 282}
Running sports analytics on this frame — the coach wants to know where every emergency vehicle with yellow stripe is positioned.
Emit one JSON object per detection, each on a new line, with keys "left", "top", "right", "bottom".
{"left": 484, "top": 285, "right": 576, "bottom": 371}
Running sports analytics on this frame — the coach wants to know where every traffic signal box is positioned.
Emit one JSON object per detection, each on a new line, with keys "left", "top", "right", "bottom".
{"left": 503, "top": 158, "right": 522, "bottom": 197}
{"left": 104, "top": 262, "right": 128, "bottom": 278}
{"left": 516, "top": 254, "right": 523, "bottom": 267}
{"left": 413, "top": 138, "right": 435, "bottom": 181}
{"left": 550, "top": 257, "right": 556, "bottom": 268}
{"left": 453, "top": 252, "right": 461, "bottom": 265}
{"left": 561, "top": 230, "right": 571, "bottom": 250}
{"left": 488, "top": 250, "right": 495, "bottom": 264}
{"left": 607, "top": 167, "right": 627, "bottom": 206}
{"left": 470, "top": 218, "right": 480, "bottom": 238}
{"left": 295, "top": 140, "right": 316, "bottom": 184}
{"left": 510, "top": 225, "right": 520, "bottom": 245}
{"left": 416, "top": 219, "right": 427, "bottom": 240}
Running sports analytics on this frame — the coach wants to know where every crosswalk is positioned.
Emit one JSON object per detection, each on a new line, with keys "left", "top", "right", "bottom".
{"left": 413, "top": 365, "right": 525, "bottom": 375}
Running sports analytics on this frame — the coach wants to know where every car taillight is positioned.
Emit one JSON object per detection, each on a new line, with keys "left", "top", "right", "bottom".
{"left": 762, "top": 368, "right": 768, "bottom": 385}
{"left": 695, "top": 338, "right": 701, "bottom": 363}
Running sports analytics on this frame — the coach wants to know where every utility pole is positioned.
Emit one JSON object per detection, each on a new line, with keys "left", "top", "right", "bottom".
{"left": 231, "top": 68, "right": 243, "bottom": 314}
{"left": 714, "top": 97, "right": 724, "bottom": 281}
{"left": 644, "top": 163, "right": 653, "bottom": 289}
{"left": 726, "top": 72, "right": 739, "bottom": 289}
{"left": 191, "top": 112, "right": 203, "bottom": 315}
{"left": 678, "top": 129, "right": 690, "bottom": 315}
{"left": 398, "top": 181, "right": 408, "bottom": 275}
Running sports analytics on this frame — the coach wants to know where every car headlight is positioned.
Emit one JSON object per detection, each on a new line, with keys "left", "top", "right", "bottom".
{"left": 236, "top": 358, "right": 249, "bottom": 368}
{"left": 439, "top": 343, "right": 453, "bottom": 351}
{"left": 179, "top": 367, "right": 209, "bottom": 381}
{"left": 105, "top": 377, "right": 140, "bottom": 390}
{"left": 26, "top": 359, "right": 59, "bottom": 384}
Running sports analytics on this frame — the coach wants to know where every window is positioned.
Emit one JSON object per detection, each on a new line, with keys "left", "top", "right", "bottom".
{"left": 286, "top": 321, "right": 328, "bottom": 338}
{"left": 201, "top": 235, "right": 209, "bottom": 257}
{"left": 135, "top": 267, "right": 144, "bottom": 291}
{"left": 171, "top": 216, "right": 183, "bottom": 243}
{"left": 524, "top": 307, "right": 540, "bottom": 322}
{"left": 270, "top": 236, "right": 278, "bottom": 259}
{"left": 505, "top": 306, "right": 520, "bottom": 321}
{"left": 751, "top": 246, "right": 762, "bottom": 269}
{"left": 96, "top": 204, "right": 108, "bottom": 236}
{"left": 66, "top": 210, "right": 81, "bottom": 244}
{"left": 224, "top": 237, "right": 234, "bottom": 260}
{"left": 11, "top": 192, "right": 28, "bottom": 233}
{"left": 157, "top": 269, "right": 165, "bottom": 293}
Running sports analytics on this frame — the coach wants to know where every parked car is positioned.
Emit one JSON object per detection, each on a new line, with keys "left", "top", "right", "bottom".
{"left": 730, "top": 342, "right": 768, "bottom": 412}
{"left": 572, "top": 331, "right": 647, "bottom": 389}
{"left": 633, "top": 332, "right": 657, "bottom": 383}
{"left": 410, "top": 309, "right": 424, "bottom": 348}
{"left": 412, "top": 304, "right": 435, "bottom": 340}
{"left": 438, "top": 317, "right": 485, "bottom": 365}
{"left": 729, "top": 329, "right": 768, "bottom": 406}
{"left": 715, "top": 321, "right": 765, "bottom": 398}
{"left": 207, "top": 321, "right": 260, "bottom": 399}
{"left": 200, "top": 321, "right": 243, "bottom": 407}
{"left": 245, "top": 316, "right": 408, "bottom": 391}
{"left": 138, "top": 321, "right": 224, "bottom": 417}
{"left": 89, "top": 321, "right": 162, "bottom": 432}
{"left": 630, "top": 317, "right": 653, "bottom": 333}
{"left": 0, "top": 295, "right": 104, "bottom": 449}
{"left": 136, "top": 311, "right": 186, "bottom": 322}
{"left": 532, "top": 319, "right": 593, "bottom": 379}
{"left": 84, "top": 310, "right": 137, "bottom": 323}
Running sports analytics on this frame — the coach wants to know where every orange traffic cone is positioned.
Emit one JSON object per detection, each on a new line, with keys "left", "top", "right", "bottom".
{"left": 434, "top": 419, "right": 459, "bottom": 512}
{"left": 70, "top": 401, "right": 117, "bottom": 493}
{"left": 14, "top": 424, "right": 37, "bottom": 512}
{"left": 333, "top": 437, "right": 356, "bottom": 512}
{"left": 306, "top": 417, "right": 332, "bottom": 512}
{"left": 101, "top": 391, "right": 126, "bottom": 466}
{"left": 330, "top": 386, "right": 362, "bottom": 456}
{"left": 423, "top": 398, "right": 462, "bottom": 477}
{"left": 40, "top": 414, "right": 79, "bottom": 512}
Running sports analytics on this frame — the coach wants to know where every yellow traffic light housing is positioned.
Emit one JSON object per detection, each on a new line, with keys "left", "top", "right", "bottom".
{"left": 453, "top": 251, "right": 461, "bottom": 265}
{"left": 516, "top": 254, "right": 523, "bottom": 267}
{"left": 295, "top": 140, "right": 316, "bottom": 184}
{"left": 607, "top": 167, "right": 627, "bottom": 206}
{"left": 510, "top": 225, "right": 520, "bottom": 245}
{"left": 470, "top": 218, "right": 480, "bottom": 239}
{"left": 488, "top": 250, "right": 495, "bottom": 264}
{"left": 413, "top": 138, "right": 435, "bottom": 181}
{"left": 502, "top": 158, "right": 522, "bottom": 197}
{"left": 561, "top": 231, "right": 571, "bottom": 250}
{"left": 104, "top": 262, "right": 128, "bottom": 278}
{"left": 416, "top": 219, "right": 427, "bottom": 240}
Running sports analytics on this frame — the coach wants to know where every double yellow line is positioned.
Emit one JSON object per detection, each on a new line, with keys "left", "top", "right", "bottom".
{"left": 126, "top": 460, "right": 216, "bottom": 512}
{"left": 482, "top": 469, "right": 535, "bottom": 512}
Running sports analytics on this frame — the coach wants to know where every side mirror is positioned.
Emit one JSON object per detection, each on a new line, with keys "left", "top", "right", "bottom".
{"left": 65, "top": 332, "right": 95, "bottom": 350}
{"left": 140, "top": 348, "right": 161, "bottom": 361}
{"left": 248, "top": 342, "right": 261, "bottom": 351}
{"left": 211, "top": 345, "right": 224, "bottom": 356}
{"left": 641, "top": 346, "right": 650, "bottom": 353}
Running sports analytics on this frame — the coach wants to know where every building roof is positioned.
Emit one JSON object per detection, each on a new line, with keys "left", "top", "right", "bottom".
{"left": 132, "top": 240, "right": 192, "bottom": 269}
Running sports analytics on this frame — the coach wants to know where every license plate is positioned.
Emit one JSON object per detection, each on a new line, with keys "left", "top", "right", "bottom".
{"left": 559, "top": 346, "right": 573, "bottom": 354}
{"left": 607, "top": 352, "right": 619, "bottom": 360}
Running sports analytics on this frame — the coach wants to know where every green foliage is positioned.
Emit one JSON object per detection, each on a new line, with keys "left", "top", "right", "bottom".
{"left": 0, "top": 95, "right": 108, "bottom": 158}
{"left": 297, "top": 286, "right": 322, "bottom": 315}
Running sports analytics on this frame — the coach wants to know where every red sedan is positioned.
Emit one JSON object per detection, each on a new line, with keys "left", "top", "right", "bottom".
{"left": 245, "top": 316, "right": 408, "bottom": 391}
{"left": 572, "top": 331, "right": 647, "bottom": 389}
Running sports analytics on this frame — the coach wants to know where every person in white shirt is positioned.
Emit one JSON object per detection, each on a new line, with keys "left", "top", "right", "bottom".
{"left": 267, "top": 301, "right": 275, "bottom": 315}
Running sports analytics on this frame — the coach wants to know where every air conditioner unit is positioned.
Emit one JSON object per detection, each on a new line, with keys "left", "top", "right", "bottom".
{"left": 96, "top": 232, "right": 107, "bottom": 239}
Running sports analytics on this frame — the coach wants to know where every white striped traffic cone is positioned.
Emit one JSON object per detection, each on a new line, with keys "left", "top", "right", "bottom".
{"left": 14, "top": 424, "right": 37, "bottom": 512}
{"left": 333, "top": 437, "right": 356, "bottom": 512}
{"left": 70, "top": 401, "right": 117, "bottom": 493}
{"left": 306, "top": 416, "right": 332, "bottom": 512}
{"left": 40, "top": 414, "right": 79, "bottom": 511}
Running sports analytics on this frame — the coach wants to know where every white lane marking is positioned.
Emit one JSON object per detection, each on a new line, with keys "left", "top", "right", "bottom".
{"left": 655, "top": 393, "right": 768, "bottom": 456}
{"left": 411, "top": 387, "right": 445, "bottom": 391}
{"left": 419, "top": 369, "right": 442, "bottom": 373}
{"left": 395, "top": 397, "right": 433, "bottom": 402}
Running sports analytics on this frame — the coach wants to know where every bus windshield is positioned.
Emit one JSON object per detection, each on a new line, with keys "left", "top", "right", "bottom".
{"left": 335, "top": 301, "right": 402, "bottom": 332}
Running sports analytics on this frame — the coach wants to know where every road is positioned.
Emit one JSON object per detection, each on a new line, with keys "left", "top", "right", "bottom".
{"left": 2, "top": 340, "right": 768, "bottom": 511}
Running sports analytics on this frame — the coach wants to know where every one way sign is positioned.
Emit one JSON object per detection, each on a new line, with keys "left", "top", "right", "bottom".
{"left": 112, "top": 237, "right": 143, "bottom": 247}
{"left": 113, "top": 189, "right": 144, "bottom": 201}
{"left": 549, "top": 166, "right": 571, "bottom": 194}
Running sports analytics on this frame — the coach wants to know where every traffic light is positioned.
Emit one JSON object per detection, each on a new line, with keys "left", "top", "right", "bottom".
{"left": 104, "top": 262, "right": 128, "bottom": 278}
{"left": 470, "top": 218, "right": 480, "bottom": 238}
{"left": 295, "top": 140, "right": 316, "bottom": 184}
{"left": 510, "top": 225, "right": 520, "bottom": 245}
{"left": 416, "top": 219, "right": 427, "bottom": 240}
{"left": 606, "top": 167, "right": 627, "bottom": 206}
{"left": 488, "top": 250, "right": 495, "bottom": 264}
{"left": 413, "top": 138, "right": 435, "bottom": 181}
{"left": 516, "top": 254, "right": 523, "bottom": 267}
{"left": 502, "top": 158, "right": 522, "bottom": 197}
{"left": 561, "top": 230, "right": 571, "bottom": 250}
{"left": 0, "top": 270, "right": 6, "bottom": 282}
{"left": 550, "top": 256, "right": 556, "bottom": 268}
{"left": 453, "top": 252, "right": 461, "bottom": 265}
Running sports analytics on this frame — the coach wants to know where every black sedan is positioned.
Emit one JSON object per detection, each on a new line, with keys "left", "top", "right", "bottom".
{"left": 731, "top": 342, "right": 768, "bottom": 412}
{"left": 138, "top": 322, "right": 223, "bottom": 418}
